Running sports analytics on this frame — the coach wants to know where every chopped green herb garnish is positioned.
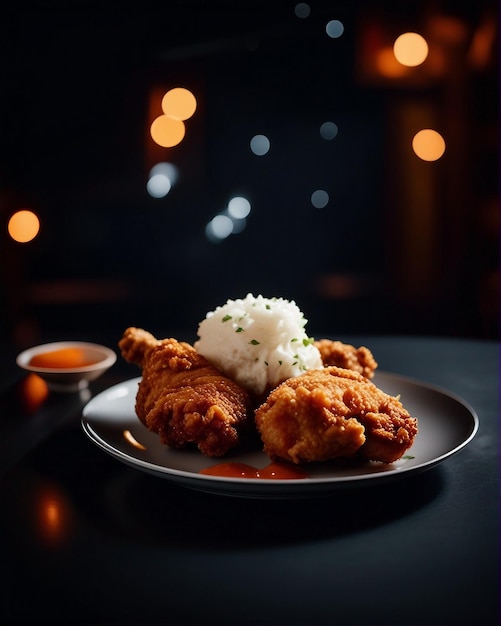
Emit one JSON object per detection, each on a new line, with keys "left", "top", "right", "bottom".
{"left": 292, "top": 361, "right": 298, "bottom": 366}
{"left": 264, "top": 361, "right": 269, "bottom": 366}
{"left": 278, "top": 360, "right": 283, "bottom": 365}
{"left": 302, "top": 337, "right": 314, "bottom": 346}
{"left": 236, "top": 327, "right": 244, "bottom": 333}
{"left": 222, "top": 314, "right": 232, "bottom": 322}
{"left": 291, "top": 338, "right": 298, "bottom": 343}
{"left": 249, "top": 339, "right": 260, "bottom": 345}
{"left": 266, "top": 304, "right": 271, "bottom": 310}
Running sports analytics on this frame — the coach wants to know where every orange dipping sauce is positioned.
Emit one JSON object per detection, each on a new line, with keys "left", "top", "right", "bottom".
{"left": 28, "top": 347, "right": 98, "bottom": 369}
{"left": 200, "top": 461, "right": 309, "bottom": 480}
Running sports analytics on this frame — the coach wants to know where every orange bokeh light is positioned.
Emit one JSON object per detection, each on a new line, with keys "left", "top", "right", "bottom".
{"left": 393, "top": 32, "right": 429, "bottom": 67}
{"left": 150, "top": 87, "right": 197, "bottom": 149}
{"left": 162, "top": 87, "right": 197, "bottom": 121}
{"left": 412, "top": 129, "right": 446, "bottom": 161}
{"left": 150, "top": 115, "right": 186, "bottom": 148}
{"left": 7, "top": 209, "right": 40, "bottom": 243}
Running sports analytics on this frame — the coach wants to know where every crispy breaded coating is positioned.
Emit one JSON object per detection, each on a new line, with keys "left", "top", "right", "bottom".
{"left": 119, "top": 327, "right": 252, "bottom": 457}
{"left": 314, "top": 339, "right": 378, "bottom": 379}
{"left": 255, "top": 366, "right": 417, "bottom": 464}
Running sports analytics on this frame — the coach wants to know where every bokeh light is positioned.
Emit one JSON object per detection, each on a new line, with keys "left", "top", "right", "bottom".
{"left": 412, "top": 129, "right": 446, "bottom": 161}
{"left": 250, "top": 134, "right": 271, "bottom": 156}
{"left": 147, "top": 173, "right": 172, "bottom": 198}
{"left": 294, "top": 3, "right": 310, "bottom": 18}
{"left": 311, "top": 189, "right": 329, "bottom": 208}
{"left": 393, "top": 33, "right": 429, "bottom": 67}
{"left": 149, "top": 161, "right": 179, "bottom": 185}
{"left": 206, "top": 214, "right": 234, "bottom": 242}
{"left": 7, "top": 209, "right": 40, "bottom": 243}
{"left": 147, "top": 162, "right": 179, "bottom": 198}
{"left": 228, "top": 196, "right": 251, "bottom": 219}
{"left": 326, "top": 20, "right": 344, "bottom": 39}
{"left": 205, "top": 196, "right": 252, "bottom": 243}
{"left": 230, "top": 215, "right": 247, "bottom": 234}
{"left": 320, "top": 121, "right": 338, "bottom": 140}
{"left": 150, "top": 88, "right": 196, "bottom": 148}
{"left": 150, "top": 115, "right": 186, "bottom": 148}
{"left": 161, "top": 87, "right": 197, "bottom": 121}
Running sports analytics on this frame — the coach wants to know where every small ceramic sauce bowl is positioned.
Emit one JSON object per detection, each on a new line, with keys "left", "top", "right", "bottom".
{"left": 16, "top": 341, "right": 117, "bottom": 392}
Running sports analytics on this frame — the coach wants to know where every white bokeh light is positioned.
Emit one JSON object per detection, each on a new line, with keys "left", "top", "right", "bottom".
{"left": 147, "top": 162, "right": 179, "bottom": 198}
{"left": 206, "top": 214, "right": 233, "bottom": 241}
{"left": 311, "top": 189, "right": 329, "bottom": 208}
{"left": 228, "top": 196, "right": 251, "bottom": 219}
{"left": 250, "top": 134, "right": 271, "bottom": 156}
{"left": 205, "top": 195, "right": 253, "bottom": 243}
{"left": 294, "top": 3, "right": 310, "bottom": 18}
{"left": 149, "top": 162, "right": 179, "bottom": 185}
{"left": 326, "top": 20, "right": 344, "bottom": 38}
{"left": 320, "top": 121, "right": 338, "bottom": 140}
{"left": 146, "top": 173, "right": 172, "bottom": 198}
{"left": 230, "top": 215, "right": 247, "bottom": 233}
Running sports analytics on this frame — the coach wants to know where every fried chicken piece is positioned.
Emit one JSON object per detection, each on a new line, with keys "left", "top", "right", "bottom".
{"left": 119, "top": 327, "right": 252, "bottom": 457}
{"left": 255, "top": 366, "right": 417, "bottom": 464}
{"left": 314, "top": 339, "right": 378, "bottom": 379}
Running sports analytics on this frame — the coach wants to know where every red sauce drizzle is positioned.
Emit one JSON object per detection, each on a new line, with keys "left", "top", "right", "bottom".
{"left": 200, "top": 461, "right": 309, "bottom": 480}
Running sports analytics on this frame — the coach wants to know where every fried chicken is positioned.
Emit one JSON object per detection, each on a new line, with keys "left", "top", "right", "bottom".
{"left": 314, "top": 339, "right": 378, "bottom": 379}
{"left": 255, "top": 366, "right": 417, "bottom": 464}
{"left": 119, "top": 327, "right": 252, "bottom": 457}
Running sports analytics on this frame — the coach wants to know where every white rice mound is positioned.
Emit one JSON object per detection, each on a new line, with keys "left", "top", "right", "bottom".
{"left": 194, "top": 294, "right": 323, "bottom": 395}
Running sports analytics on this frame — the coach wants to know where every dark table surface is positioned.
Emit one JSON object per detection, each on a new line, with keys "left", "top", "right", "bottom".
{"left": 0, "top": 334, "right": 498, "bottom": 626}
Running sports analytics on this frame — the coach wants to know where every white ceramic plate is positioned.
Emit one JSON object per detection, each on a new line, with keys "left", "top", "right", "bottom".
{"left": 81, "top": 373, "right": 478, "bottom": 498}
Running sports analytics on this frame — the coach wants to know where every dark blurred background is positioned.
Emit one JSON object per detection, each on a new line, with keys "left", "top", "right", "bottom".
{"left": 0, "top": 0, "right": 498, "bottom": 347}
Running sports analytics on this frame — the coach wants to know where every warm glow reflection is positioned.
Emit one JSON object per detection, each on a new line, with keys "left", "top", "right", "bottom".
{"left": 7, "top": 209, "right": 40, "bottom": 243}
{"left": 123, "top": 429, "right": 147, "bottom": 450}
{"left": 161, "top": 87, "right": 197, "bottom": 120}
{"left": 19, "top": 373, "right": 49, "bottom": 413}
{"left": 376, "top": 47, "right": 408, "bottom": 77}
{"left": 412, "top": 129, "right": 446, "bottom": 161}
{"left": 468, "top": 13, "right": 496, "bottom": 69}
{"left": 37, "top": 484, "right": 73, "bottom": 545}
{"left": 393, "top": 32, "right": 429, "bottom": 67}
{"left": 150, "top": 115, "right": 186, "bottom": 147}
